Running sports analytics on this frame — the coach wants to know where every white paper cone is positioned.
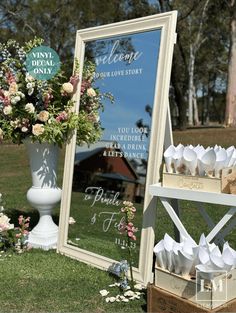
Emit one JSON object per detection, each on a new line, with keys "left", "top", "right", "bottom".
{"left": 226, "top": 146, "right": 235, "bottom": 167}
{"left": 222, "top": 247, "right": 235, "bottom": 271}
{"left": 183, "top": 147, "right": 198, "bottom": 176}
{"left": 198, "top": 246, "right": 210, "bottom": 265}
{"left": 173, "top": 250, "right": 181, "bottom": 274}
{"left": 163, "top": 234, "right": 175, "bottom": 272}
{"left": 215, "top": 148, "right": 227, "bottom": 178}
{"left": 176, "top": 143, "right": 184, "bottom": 153}
{"left": 214, "top": 144, "right": 220, "bottom": 153}
{"left": 178, "top": 250, "right": 194, "bottom": 276}
{"left": 182, "top": 237, "right": 197, "bottom": 255}
{"left": 174, "top": 145, "right": 184, "bottom": 173}
{"left": 197, "top": 160, "right": 205, "bottom": 176}
{"left": 228, "top": 149, "right": 236, "bottom": 167}
{"left": 223, "top": 242, "right": 236, "bottom": 267}
{"left": 194, "top": 145, "right": 205, "bottom": 160}
{"left": 199, "top": 149, "right": 216, "bottom": 177}
{"left": 164, "top": 145, "right": 176, "bottom": 173}
{"left": 153, "top": 240, "right": 166, "bottom": 269}
{"left": 210, "top": 252, "right": 224, "bottom": 270}
{"left": 199, "top": 233, "right": 207, "bottom": 246}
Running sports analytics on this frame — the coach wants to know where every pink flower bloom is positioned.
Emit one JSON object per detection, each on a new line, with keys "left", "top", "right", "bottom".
{"left": 128, "top": 231, "right": 134, "bottom": 238}
{"left": 18, "top": 215, "right": 23, "bottom": 225}
{"left": 15, "top": 233, "right": 21, "bottom": 238}
{"left": 80, "top": 80, "right": 91, "bottom": 95}
{"left": 6, "top": 71, "right": 16, "bottom": 84}
{"left": 56, "top": 111, "right": 68, "bottom": 123}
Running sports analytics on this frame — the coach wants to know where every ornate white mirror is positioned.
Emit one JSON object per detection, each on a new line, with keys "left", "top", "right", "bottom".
{"left": 58, "top": 11, "right": 177, "bottom": 285}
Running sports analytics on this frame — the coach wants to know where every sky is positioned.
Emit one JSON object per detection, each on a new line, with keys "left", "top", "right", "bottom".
{"left": 85, "top": 29, "right": 161, "bottom": 160}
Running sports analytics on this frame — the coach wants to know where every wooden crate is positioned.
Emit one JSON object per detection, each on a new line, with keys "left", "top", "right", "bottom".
{"left": 162, "top": 166, "right": 236, "bottom": 194}
{"left": 154, "top": 266, "right": 236, "bottom": 310}
{"left": 147, "top": 284, "right": 236, "bottom": 313}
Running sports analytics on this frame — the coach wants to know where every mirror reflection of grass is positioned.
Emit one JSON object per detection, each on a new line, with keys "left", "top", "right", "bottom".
{"left": 68, "top": 191, "right": 143, "bottom": 266}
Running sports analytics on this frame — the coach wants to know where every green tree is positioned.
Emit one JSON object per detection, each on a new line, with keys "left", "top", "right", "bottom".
{"left": 225, "top": 0, "right": 236, "bottom": 126}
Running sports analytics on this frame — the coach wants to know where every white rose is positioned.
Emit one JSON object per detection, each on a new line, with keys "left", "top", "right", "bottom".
{"left": 3, "top": 105, "right": 13, "bottom": 115}
{"left": 28, "top": 88, "right": 34, "bottom": 96}
{"left": 10, "top": 119, "right": 21, "bottom": 129}
{"left": 11, "top": 95, "right": 21, "bottom": 104}
{"left": 38, "top": 110, "right": 49, "bottom": 122}
{"left": 21, "top": 126, "right": 28, "bottom": 133}
{"left": 17, "top": 92, "right": 25, "bottom": 98}
{"left": 68, "top": 217, "right": 76, "bottom": 225}
{"left": 0, "top": 213, "right": 14, "bottom": 232}
{"left": 26, "top": 82, "right": 33, "bottom": 89}
{"left": 25, "top": 103, "right": 35, "bottom": 114}
{"left": 25, "top": 74, "right": 35, "bottom": 82}
{"left": 32, "top": 124, "right": 45, "bottom": 136}
{"left": 62, "top": 82, "right": 74, "bottom": 94}
{"left": 87, "top": 87, "right": 96, "bottom": 97}
{"left": 9, "top": 82, "right": 18, "bottom": 94}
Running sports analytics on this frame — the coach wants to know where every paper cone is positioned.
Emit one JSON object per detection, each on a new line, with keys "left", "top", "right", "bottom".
{"left": 173, "top": 148, "right": 184, "bottom": 174}
{"left": 223, "top": 242, "right": 236, "bottom": 267}
{"left": 163, "top": 234, "right": 175, "bottom": 272}
{"left": 222, "top": 247, "right": 235, "bottom": 271}
{"left": 182, "top": 237, "right": 197, "bottom": 255}
{"left": 153, "top": 240, "right": 167, "bottom": 269}
{"left": 164, "top": 145, "right": 175, "bottom": 173}
{"left": 194, "top": 145, "right": 205, "bottom": 160}
{"left": 178, "top": 250, "right": 194, "bottom": 276}
{"left": 173, "top": 250, "right": 181, "bottom": 274}
{"left": 228, "top": 148, "right": 236, "bottom": 167}
{"left": 199, "top": 149, "right": 216, "bottom": 177}
{"left": 198, "top": 246, "right": 210, "bottom": 265}
{"left": 215, "top": 148, "right": 227, "bottom": 178}
{"left": 199, "top": 233, "right": 207, "bottom": 246}
{"left": 226, "top": 146, "right": 235, "bottom": 167}
{"left": 183, "top": 147, "right": 198, "bottom": 176}
{"left": 210, "top": 252, "right": 224, "bottom": 270}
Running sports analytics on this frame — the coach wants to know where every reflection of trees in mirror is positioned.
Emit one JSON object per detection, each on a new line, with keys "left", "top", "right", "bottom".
{"left": 135, "top": 104, "right": 152, "bottom": 140}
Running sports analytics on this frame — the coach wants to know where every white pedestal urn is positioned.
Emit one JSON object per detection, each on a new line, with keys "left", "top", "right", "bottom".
{"left": 24, "top": 140, "right": 61, "bottom": 250}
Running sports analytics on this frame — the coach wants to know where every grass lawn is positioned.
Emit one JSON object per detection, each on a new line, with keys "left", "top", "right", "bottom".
{"left": 1, "top": 127, "right": 236, "bottom": 312}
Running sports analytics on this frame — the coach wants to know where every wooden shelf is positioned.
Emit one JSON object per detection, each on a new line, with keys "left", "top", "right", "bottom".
{"left": 149, "top": 183, "right": 236, "bottom": 207}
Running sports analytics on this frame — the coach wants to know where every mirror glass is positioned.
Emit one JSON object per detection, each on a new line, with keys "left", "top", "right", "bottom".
{"left": 66, "top": 30, "right": 161, "bottom": 267}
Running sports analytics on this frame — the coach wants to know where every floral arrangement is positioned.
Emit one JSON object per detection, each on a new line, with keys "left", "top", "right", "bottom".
{"left": 0, "top": 38, "right": 111, "bottom": 146}
{"left": 99, "top": 201, "right": 142, "bottom": 304}
{"left": 0, "top": 194, "right": 30, "bottom": 253}
{"left": 119, "top": 201, "right": 138, "bottom": 289}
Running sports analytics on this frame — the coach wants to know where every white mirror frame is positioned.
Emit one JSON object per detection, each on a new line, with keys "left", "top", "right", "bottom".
{"left": 57, "top": 11, "right": 177, "bottom": 285}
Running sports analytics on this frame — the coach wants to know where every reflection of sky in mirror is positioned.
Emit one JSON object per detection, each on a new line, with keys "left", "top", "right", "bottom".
{"left": 86, "top": 30, "right": 161, "bottom": 160}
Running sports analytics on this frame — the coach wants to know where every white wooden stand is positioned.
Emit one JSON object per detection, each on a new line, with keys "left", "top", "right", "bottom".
{"left": 149, "top": 183, "right": 236, "bottom": 243}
